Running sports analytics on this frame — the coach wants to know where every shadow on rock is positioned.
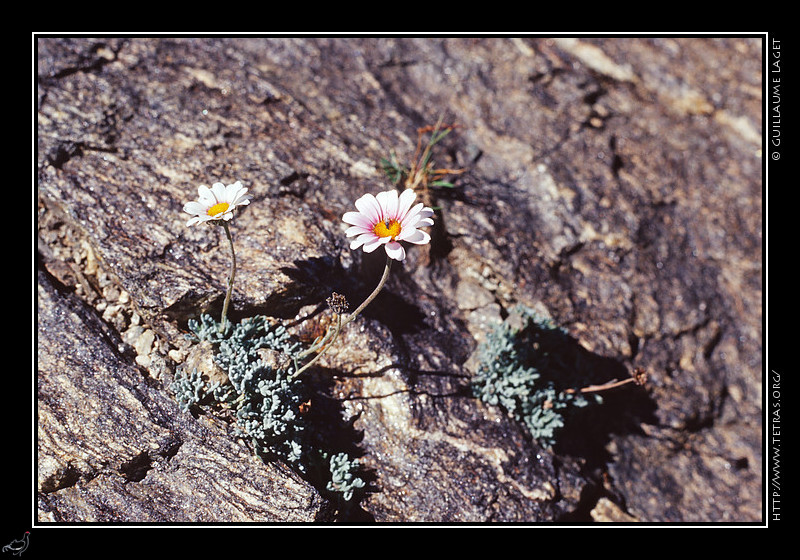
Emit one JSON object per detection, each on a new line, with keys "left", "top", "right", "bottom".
{"left": 551, "top": 349, "right": 657, "bottom": 468}
{"left": 472, "top": 306, "right": 657, "bottom": 469}
{"left": 301, "top": 367, "right": 377, "bottom": 522}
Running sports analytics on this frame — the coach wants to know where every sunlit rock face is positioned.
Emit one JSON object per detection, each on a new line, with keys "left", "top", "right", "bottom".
{"left": 37, "top": 36, "right": 762, "bottom": 523}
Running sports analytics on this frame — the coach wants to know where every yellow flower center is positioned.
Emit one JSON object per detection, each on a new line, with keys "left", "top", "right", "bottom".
{"left": 207, "top": 202, "right": 230, "bottom": 217}
{"left": 373, "top": 219, "right": 401, "bottom": 240}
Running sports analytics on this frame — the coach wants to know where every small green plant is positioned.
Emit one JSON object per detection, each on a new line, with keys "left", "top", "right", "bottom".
{"left": 171, "top": 313, "right": 366, "bottom": 502}
{"left": 176, "top": 179, "right": 438, "bottom": 508}
{"left": 381, "top": 118, "right": 465, "bottom": 210}
{"left": 472, "top": 306, "right": 646, "bottom": 448}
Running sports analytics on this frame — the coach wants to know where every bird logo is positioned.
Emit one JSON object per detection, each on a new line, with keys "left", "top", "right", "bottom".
{"left": 2, "top": 532, "right": 29, "bottom": 556}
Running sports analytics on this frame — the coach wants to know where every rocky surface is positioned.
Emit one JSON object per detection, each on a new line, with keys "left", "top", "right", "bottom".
{"left": 36, "top": 36, "right": 763, "bottom": 523}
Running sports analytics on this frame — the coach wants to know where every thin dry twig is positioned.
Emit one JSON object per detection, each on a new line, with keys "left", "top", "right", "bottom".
{"left": 565, "top": 367, "right": 648, "bottom": 395}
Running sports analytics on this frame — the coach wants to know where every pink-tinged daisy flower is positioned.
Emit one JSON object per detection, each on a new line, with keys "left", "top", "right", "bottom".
{"left": 183, "top": 181, "right": 252, "bottom": 226}
{"left": 343, "top": 189, "right": 434, "bottom": 261}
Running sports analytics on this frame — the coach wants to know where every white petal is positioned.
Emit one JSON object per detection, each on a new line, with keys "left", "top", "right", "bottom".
{"left": 226, "top": 181, "right": 243, "bottom": 198}
{"left": 229, "top": 185, "right": 250, "bottom": 206}
{"left": 210, "top": 182, "right": 226, "bottom": 202}
{"left": 193, "top": 214, "right": 214, "bottom": 225}
{"left": 376, "top": 189, "right": 399, "bottom": 220}
{"left": 231, "top": 197, "right": 251, "bottom": 210}
{"left": 197, "top": 185, "right": 216, "bottom": 205}
{"left": 222, "top": 182, "right": 237, "bottom": 201}
{"left": 399, "top": 229, "right": 430, "bottom": 245}
{"left": 186, "top": 216, "right": 202, "bottom": 226}
{"left": 355, "top": 193, "right": 382, "bottom": 224}
{"left": 342, "top": 211, "right": 374, "bottom": 229}
{"left": 183, "top": 201, "right": 207, "bottom": 215}
{"left": 397, "top": 189, "right": 417, "bottom": 219}
{"left": 384, "top": 241, "right": 406, "bottom": 261}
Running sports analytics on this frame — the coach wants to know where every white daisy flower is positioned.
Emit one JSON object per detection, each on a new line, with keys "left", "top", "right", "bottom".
{"left": 342, "top": 188, "right": 434, "bottom": 261}
{"left": 183, "top": 181, "right": 252, "bottom": 227}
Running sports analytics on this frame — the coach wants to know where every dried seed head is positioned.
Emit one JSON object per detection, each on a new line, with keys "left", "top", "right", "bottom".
{"left": 632, "top": 367, "right": 648, "bottom": 386}
{"left": 327, "top": 292, "right": 349, "bottom": 315}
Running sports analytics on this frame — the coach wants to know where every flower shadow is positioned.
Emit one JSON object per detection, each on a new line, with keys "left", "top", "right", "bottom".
{"left": 279, "top": 254, "right": 429, "bottom": 338}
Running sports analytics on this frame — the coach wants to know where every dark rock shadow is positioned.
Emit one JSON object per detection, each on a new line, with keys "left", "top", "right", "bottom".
{"left": 549, "top": 348, "right": 656, "bottom": 522}
{"left": 551, "top": 351, "right": 657, "bottom": 465}
{"left": 427, "top": 206, "right": 454, "bottom": 262}
{"left": 268, "top": 255, "right": 352, "bottom": 319}
{"left": 470, "top": 314, "right": 658, "bottom": 522}
{"left": 540, "top": 335, "right": 658, "bottom": 469}
{"left": 279, "top": 255, "right": 350, "bottom": 296}
{"left": 361, "top": 288, "right": 428, "bottom": 338}
{"left": 282, "top": 252, "right": 430, "bottom": 338}
{"left": 300, "top": 367, "right": 377, "bottom": 522}
{"left": 477, "top": 311, "right": 658, "bottom": 470}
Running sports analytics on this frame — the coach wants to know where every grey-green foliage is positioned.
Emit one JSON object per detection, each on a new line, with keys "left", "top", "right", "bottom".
{"left": 325, "top": 452, "right": 366, "bottom": 502}
{"left": 471, "top": 306, "right": 599, "bottom": 447}
{"left": 171, "top": 314, "right": 365, "bottom": 501}
{"left": 171, "top": 366, "right": 219, "bottom": 412}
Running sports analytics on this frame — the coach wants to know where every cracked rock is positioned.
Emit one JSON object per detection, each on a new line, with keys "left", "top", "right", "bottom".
{"left": 37, "top": 36, "right": 762, "bottom": 523}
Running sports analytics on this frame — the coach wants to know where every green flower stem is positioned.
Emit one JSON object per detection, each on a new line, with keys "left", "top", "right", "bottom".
{"left": 341, "top": 257, "right": 392, "bottom": 329}
{"left": 293, "top": 257, "right": 392, "bottom": 378}
{"left": 220, "top": 220, "right": 237, "bottom": 333}
{"left": 292, "top": 312, "right": 341, "bottom": 378}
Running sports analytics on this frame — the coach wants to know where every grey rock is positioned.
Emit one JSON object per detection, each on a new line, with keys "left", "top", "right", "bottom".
{"left": 37, "top": 269, "right": 329, "bottom": 522}
{"left": 36, "top": 36, "right": 762, "bottom": 523}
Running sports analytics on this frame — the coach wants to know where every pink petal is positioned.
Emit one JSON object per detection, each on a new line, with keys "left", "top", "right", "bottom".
{"left": 409, "top": 208, "right": 434, "bottom": 227}
{"left": 401, "top": 203, "right": 433, "bottom": 229}
{"left": 418, "top": 207, "right": 434, "bottom": 220}
{"left": 395, "top": 226, "right": 417, "bottom": 242}
{"left": 350, "top": 232, "right": 378, "bottom": 250}
{"left": 362, "top": 236, "right": 388, "bottom": 253}
{"left": 401, "top": 207, "right": 423, "bottom": 229}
